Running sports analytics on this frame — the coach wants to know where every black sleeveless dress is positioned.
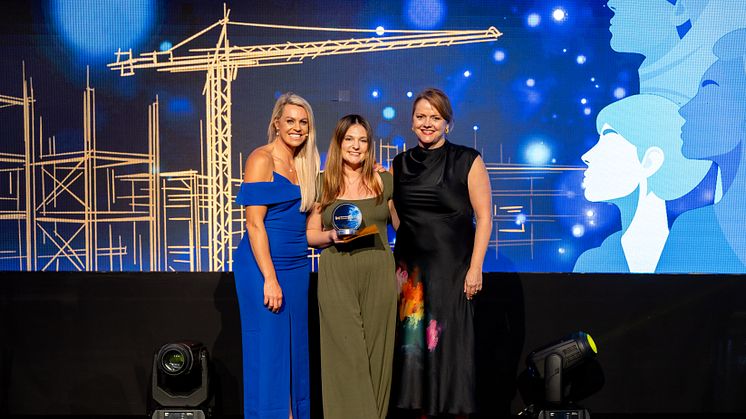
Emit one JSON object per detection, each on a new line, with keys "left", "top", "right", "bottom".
{"left": 392, "top": 141, "right": 480, "bottom": 416}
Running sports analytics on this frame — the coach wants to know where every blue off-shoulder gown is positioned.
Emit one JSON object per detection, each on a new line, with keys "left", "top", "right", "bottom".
{"left": 233, "top": 172, "right": 311, "bottom": 419}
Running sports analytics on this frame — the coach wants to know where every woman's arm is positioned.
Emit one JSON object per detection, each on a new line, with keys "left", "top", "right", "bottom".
{"left": 306, "top": 203, "right": 338, "bottom": 248}
{"left": 388, "top": 200, "right": 400, "bottom": 231}
{"left": 464, "top": 155, "right": 493, "bottom": 300}
{"left": 387, "top": 165, "right": 400, "bottom": 230}
{"left": 244, "top": 149, "right": 283, "bottom": 313}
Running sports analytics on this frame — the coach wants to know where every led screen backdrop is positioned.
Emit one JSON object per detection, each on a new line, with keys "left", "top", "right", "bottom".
{"left": 1, "top": 0, "right": 745, "bottom": 273}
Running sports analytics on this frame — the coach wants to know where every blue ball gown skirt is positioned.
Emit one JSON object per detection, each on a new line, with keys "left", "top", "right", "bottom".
{"left": 233, "top": 172, "right": 310, "bottom": 419}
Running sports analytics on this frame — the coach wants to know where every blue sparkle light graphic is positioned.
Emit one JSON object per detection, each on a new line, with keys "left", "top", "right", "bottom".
{"left": 159, "top": 40, "right": 172, "bottom": 51}
{"left": 493, "top": 49, "right": 506, "bottom": 62}
{"left": 552, "top": 7, "right": 567, "bottom": 22}
{"left": 406, "top": 91, "right": 413, "bottom": 98}
{"left": 613, "top": 87, "right": 627, "bottom": 99}
{"left": 375, "top": 26, "right": 385, "bottom": 36}
{"left": 382, "top": 106, "right": 396, "bottom": 120}
{"left": 525, "top": 141, "right": 551, "bottom": 165}
{"left": 463, "top": 70, "right": 472, "bottom": 78}
{"left": 526, "top": 78, "right": 536, "bottom": 87}
{"left": 527, "top": 13, "right": 541, "bottom": 28}
{"left": 52, "top": 0, "right": 155, "bottom": 61}
{"left": 405, "top": 0, "right": 446, "bottom": 29}
{"left": 371, "top": 90, "right": 380, "bottom": 98}
{"left": 576, "top": 55, "right": 587, "bottom": 64}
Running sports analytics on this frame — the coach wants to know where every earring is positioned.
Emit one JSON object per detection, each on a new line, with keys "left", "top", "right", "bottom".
{"left": 445, "top": 126, "right": 450, "bottom": 134}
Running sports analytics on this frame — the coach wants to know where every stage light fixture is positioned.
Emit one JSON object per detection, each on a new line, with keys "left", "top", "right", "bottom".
{"left": 150, "top": 341, "right": 211, "bottom": 419}
{"left": 519, "top": 331, "right": 602, "bottom": 419}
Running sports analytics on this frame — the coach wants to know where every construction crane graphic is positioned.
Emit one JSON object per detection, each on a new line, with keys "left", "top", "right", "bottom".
{"left": 108, "top": 5, "right": 502, "bottom": 271}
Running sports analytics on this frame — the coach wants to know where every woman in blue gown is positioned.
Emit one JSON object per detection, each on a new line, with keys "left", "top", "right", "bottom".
{"left": 233, "top": 92, "right": 320, "bottom": 419}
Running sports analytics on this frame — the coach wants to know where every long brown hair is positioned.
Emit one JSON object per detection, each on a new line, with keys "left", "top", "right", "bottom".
{"left": 266, "top": 92, "right": 320, "bottom": 212}
{"left": 319, "top": 114, "right": 382, "bottom": 211}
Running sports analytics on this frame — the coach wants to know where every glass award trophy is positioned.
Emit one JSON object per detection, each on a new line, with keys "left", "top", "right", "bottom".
{"left": 332, "top": 203, "right": 363, "bottom": 237}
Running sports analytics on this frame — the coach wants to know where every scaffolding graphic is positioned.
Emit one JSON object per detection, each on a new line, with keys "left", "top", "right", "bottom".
{"left": 107, "top": 5, "right": 501, "bottom": 271}
{"left": 29, "top": 71, "right": 158, "bottom": 271}
{"left": 0, "top": 66, "right": 34, "bottom": 270}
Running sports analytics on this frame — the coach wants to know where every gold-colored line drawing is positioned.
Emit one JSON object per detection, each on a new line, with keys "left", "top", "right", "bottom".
{"left": 106, "top": 5, "right": 501, "bottom": 271}
{"left": 487, "top": 162, "right": 585, "bottom": 259}
{"left": 0, "top": 65, "right": 34, "bottom": 270}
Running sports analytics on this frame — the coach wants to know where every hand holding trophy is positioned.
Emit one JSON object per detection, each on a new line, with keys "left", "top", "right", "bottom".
{"left": 332, "top": 203, "right": 363, "bottom": 237}
{"left": 331, "top": 203, "right": 378, "bottom": 243}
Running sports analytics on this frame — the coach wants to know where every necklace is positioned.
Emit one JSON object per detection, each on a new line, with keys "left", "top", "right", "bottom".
{"left": 273, "top": 155, "right": 295, "bottom": 172}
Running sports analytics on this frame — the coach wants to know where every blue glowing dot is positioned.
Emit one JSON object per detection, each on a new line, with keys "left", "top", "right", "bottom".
{"left": 375, "top": 26, "right": 385, "bottom": 35}
{"left": 516, "top": 213, "right": 527, "bottom": 225}
{"left": 572, "top": 224, "right": 585, "bottom": 238}
{"left": 463, "top": 70, "right": 472, "bottom": 78}
{"left": 590, "top": 77, "right": 596, "bottom": 82}
{"left": 493, "top": 49, "right": 506, "bottom": 62}
{"left": 595, "top": 84, "right": 600, "bottom": 88}
{"left": 472, "top": 125, "right": 479, "bottom": 131}
{"left": 527, "top": 13, "right": 541, "bottom": 27}
{"left": 526, "top": 78, "right": 536, "bottom": 87}
{"left": 552, "top": 7, "right": 567, "bottom": 22}
{"left": 371, "top": 90, "right": 380, "bottom": 98}
{"left": 562, "top": 48, "right": 567, "bottom": 53}
{"left": 53, "top": 0, "right": 155, "bottom": 60}
{"left": 614, "top": 87, "right": 627, "bottom": 99}
{"left": 159, "top": 40, "right": 172, "bottom": 51}
{"left": 167, "top": 97, "right": 194, "bottom": 115}
{"left": 406, "top": 0, "right": 446, "bottom": 29}
{"left": 576, "top": 55, "right": 587, "bottom": 64}
{"left": 382, "top": 106, "right": 396, "bottom": 120}
{"left": 558, "top": 247, "right": 566, "bottom": 254}
{"left": 551, "top": 158, "right": 557, "bottom": 163}
{"left": 526, "top": 90, "right": 542, "bottom": 104}
{"left": 406, "top": 91, "right": 413, "bottom": 98}
{"left": 584, "top": 107, "right": 592, "bottom": 115}
{"left": 525, "top": 142, "right": 551, "bottom": 165}
{"left": 580, "top": 98, "right": 587, "bottom": 105}
{"left": 586, "top": 210, "right": 595, "bottom": 217}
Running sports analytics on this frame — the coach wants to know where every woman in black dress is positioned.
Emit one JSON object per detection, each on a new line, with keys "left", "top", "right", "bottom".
{"left": 392, "top": 88, "right": 493, "bottom": 417}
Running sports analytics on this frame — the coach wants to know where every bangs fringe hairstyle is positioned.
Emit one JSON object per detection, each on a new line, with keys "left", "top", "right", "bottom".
{"left": 320, "top": 114, "right": 383, "bottom": 211}
{"left": 267, "top": 92, "right": 320, "bottom": 212}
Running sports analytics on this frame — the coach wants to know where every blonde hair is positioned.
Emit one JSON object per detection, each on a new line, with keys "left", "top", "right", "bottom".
{"left": 267, "top": 93, "right": 320, "bottom": 212}
{"left": 320, "top": 114, "right": 382, "bottom": 211}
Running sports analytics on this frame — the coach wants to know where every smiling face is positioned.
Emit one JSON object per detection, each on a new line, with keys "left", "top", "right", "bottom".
{"left": 581, "top": 123, "right": 644, "bottom": 202}
{"left": 340, "top": 123, "right": 369, "bottom": 169}
{"left": 412, "top": 99, "right": 447, "bottom": 148}
{"left": 680, "top": 58, "right": 746, "bottom": 160}
{"left": 273, "top": 104, "right": 309, "bottom": 149}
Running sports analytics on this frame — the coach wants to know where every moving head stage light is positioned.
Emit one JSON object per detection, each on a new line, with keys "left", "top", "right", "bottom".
{"left": 519, "top": 331, "right": 602, "bottom": 419}
{"left": 151, "top": 341, "right": 211, "bottom": 419}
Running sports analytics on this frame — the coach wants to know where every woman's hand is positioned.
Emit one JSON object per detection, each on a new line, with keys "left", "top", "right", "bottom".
{"left": 264, "top": 278, "right": 283, "bottom": 313}
{"left": 328, "top": 229, "right": 341, "bottom": 243}
{"left": 463, "top": 266, "right": 483, "bottom": 300}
